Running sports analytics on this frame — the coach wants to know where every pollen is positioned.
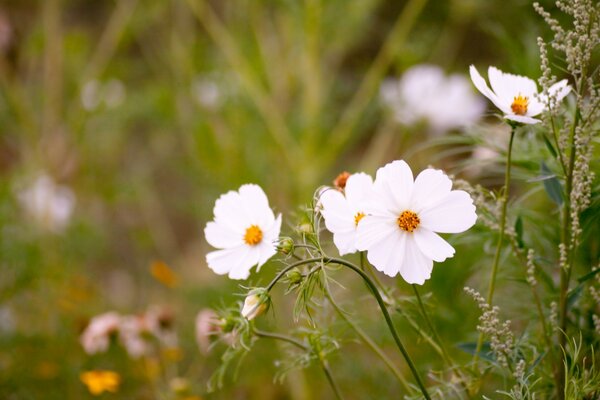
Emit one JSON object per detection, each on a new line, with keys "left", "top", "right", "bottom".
{"left": 244, "top": 225, "right": 263, "bottom": 246}
{"left": 354, "top": 212, "right": 365, "bottom": 226}
{"left": 511, "top": 94, "right": 529, "bottom": 115}
{"left": 397, "top": 210, "right": 420, "bottom": 233}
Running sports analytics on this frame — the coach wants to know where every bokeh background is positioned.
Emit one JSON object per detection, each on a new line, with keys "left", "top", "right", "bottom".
{"left": 1, "top": 0, "right": 597, "bottom": 398}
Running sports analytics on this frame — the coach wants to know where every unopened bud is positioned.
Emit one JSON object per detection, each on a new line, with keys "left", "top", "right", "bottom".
{"left": 241, "top": 290, "right": 269, "bottom": 320}
{"left": 277, "top": 237, "right": 294, "bottom": 255}
{"left": 333, "top": 171, "right": 350, "bottom": 190}
{"left": 285, "top": 268, "right": 303, "bottom": 285}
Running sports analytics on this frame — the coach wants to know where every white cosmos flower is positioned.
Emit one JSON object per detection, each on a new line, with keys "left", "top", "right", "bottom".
{"left": 380, "top": 64, "right": 485, "bottom": 134}
{"left": 356, "top": 160, "right": 477, "bottom": 285}
{"left": 80, "top": 312, "right": 121, "bottom": 355}
{"left": 319, "top": 173, "right": 374, "bottom": 256}
{"left": 469, "top": 65, "right": 571, "bottom": 125}
{"left": 205, "top": 184, "right": 282, "bottom": 280}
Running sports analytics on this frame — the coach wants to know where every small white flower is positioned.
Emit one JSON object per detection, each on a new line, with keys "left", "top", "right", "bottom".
{"left": 319, "top": 173, "right": 374, "bottom": 255}
{"left": 469, "top": 65, "right": 571, "bottom": 125}
{"left": 380, "top": 64, "right": 485, "bottom": 134}
{"left": 205, "top": 184, "right": 282, "bottom": 280}
{"left": 19, "top": 174, "right": 75, "bottom": 233}
{"left": 356, "top": 160, "right": 477, "bottom": 285}
{"left": 80, "top": 312, "right": 121, "bottom": 355}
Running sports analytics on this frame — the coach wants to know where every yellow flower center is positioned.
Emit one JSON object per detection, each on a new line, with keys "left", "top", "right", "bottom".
{"left": 397, "top": 210, "right": 420, "bottom": 233}
{"left": 243, "top": 225, "right": 263, "bottom": 246}
{"left": 511, "top": 94, "right": 529, "bottom": 115}
{"left": 354, "top": 212, "right": 365, "bottom": 226}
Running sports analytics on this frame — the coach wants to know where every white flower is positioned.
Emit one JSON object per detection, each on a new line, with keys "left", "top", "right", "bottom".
{"left": 319, "top": 173, "right": 374, "bottom": 255}
{"left": 356, "top": 160, "right": 477, "bottom": 285}
{"left": 469, "top": 65, "right": 571, "bottom": 125}
{"left": 19, "top": 174, "right": 75, "bottom": 233}
{"left": 380, "top": 64, "right": 485, "bottom": 134}
{"left": 144, "top": 305, "right": 177, "bottom": 348}
{"left": 80, "top": 312, "right": 121, "bottom": 355}
{"left": 205, "top": 184, "right": 282, "bottom": 280}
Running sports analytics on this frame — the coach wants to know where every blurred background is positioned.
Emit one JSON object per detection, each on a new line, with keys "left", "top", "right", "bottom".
{"left": 0, "top": 0, "right": 593, "bottom": 398}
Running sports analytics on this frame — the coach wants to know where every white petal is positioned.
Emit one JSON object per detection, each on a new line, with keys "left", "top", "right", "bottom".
{"left": 365, "top": 230, "right": 406, "bottom": 277}
{"left": 229, "top": 247, "right": 260, "bottom": 279}
{"left": 344, "top": 173, "right": 373, "bottom": 208}
{"left": 526, "top": 97, "right": 545, "bottom": 117}
{"left": 504, "top": 114, "right": 541, "bottom": 125}
{"left": 548, "top": 79, "right": 571, "bottom": 102}
{"left": 263, "top": 213, "right": 282, "bottom": 243}
{"left": 256, "top": 240, "right": 277, "bottom": 270}
{"left": 413, "top": 228, "right": 455, "bottom": 262}
{"left": 213, "top": 190, "right": 250, "bottom": 232}
{"left": 469, "top": 65, "right": 509, "bottom": 113}
{"left": 488, "top": 66, "right": 537, "bottom": 102}
{"left": 410, "top": 168, "right": 452, "bottom": 212}
{"left": 399, "top": 236, "right": 433, "bottom": 285}
{"left": 333, "top": 228, "right": 358, "bottom": 256}
{"left": 372, "top": 160, "right": 413, "bottom": 212}
{"left": 206, "top": 245, "right": 252, "bottom": 279}
{"left": 204, "top": 221, "right": 244, "bottom": 249}
{"left": 320, "top": 189, "right": 355, "bottom": 232}
{"left": 355, "top": 215, "right": 398, "bottom": 251}
{"left": 419, "top": 190, "right": 477, "bottom": 233}
{"left": 239, "top": 184, "right": 275, "bottom": 227}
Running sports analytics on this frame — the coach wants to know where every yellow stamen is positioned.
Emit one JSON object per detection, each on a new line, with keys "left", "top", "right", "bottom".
{"left": 243, "top": 225, "right": 263, "bottom": 246}
{"left": 397, "top": 211, "right": 420, "bottom": 233}
{"left": 511, "top": 94, "right": 529, "bottom": 115}
{"left": 354, "top": 212, "right": 365, "bottom": 226}
{"left": 80, "top": 370, "right": 120, "bottom": 396}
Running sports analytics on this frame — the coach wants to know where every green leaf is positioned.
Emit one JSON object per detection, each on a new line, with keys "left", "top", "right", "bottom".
{"left": 576, "top": 268, "right": 600, "bottom": 284}
{"left": 515, "top": 215, "right": 524, "bottom": 249}
{"left": 457, "top": 342, "right": 495, "bottom": 362}
{"left": 541, "top": 133, "right": 558, "bottom": 158}
{"left": 540, "top": 162, "right": 563, "bottom": 205}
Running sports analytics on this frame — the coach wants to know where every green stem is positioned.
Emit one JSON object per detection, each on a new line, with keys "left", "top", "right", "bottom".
{"left": 254, "top": 328, "right": 344, "bottom": 400}
{"left": 323, "top": 280, "right": 413, "bottom": 394}
{"left": 474, "top": 125, "right": 516, "bottom": 363}
{"left": 326, "top": 257, "right": 431, "bottom": 400}
{"left": 253, "top": 328, "right": 307, "bottom": 350}
{"left": 557, "top": 104, "right": 580, "bottom": 400}
{"left": 411, "top": 285, "right": 453, "bottom": 367}
{"left": 320, "top": 360, "right": 344, "bottom": 400}
{"left": 266, "top": 257, "right": 323, "bottom": 292}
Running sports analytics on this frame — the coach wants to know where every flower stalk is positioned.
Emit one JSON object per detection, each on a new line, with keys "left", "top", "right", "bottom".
{"left": 474, "top": 124, "right": 516, "bottom": 362}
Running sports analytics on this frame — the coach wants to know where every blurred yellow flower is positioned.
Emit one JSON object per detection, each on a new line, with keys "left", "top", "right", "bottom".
{"left": 150, "top": 260, "right": 179, "bottom": 288}
{"left": 80, "top": 370, "right": 120, "bottom": 395}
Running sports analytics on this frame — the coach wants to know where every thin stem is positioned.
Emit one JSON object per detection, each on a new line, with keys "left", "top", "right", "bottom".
{"left": 253, "top": 328, "right": 344, "bottom": 400}
{"left": 411, "top": 285, "right": 453, "bottom": 367}
{"left": 325, "top": 257, "right": 431, "bottom": 400}
{"left": 474, "top": 125, "right": 516, "bottom": 363}
{"left": 320, "top": 360, "right": 344, "bottom": 400}
{"left": 323, "top": 280, "right": 413, "bottom": 394}
{"left": 253, "top": 328, "right": 307, "bottom": 350}
{"left": 266, "top": 257, "right": 323, "bottom": 292}
{"left": 557, "top": 102, "right": 580, "bottom": 400}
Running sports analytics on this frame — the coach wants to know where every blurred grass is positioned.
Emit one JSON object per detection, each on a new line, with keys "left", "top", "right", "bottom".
{"left": 0, "top": 0, "right": 595, "bottom": 398}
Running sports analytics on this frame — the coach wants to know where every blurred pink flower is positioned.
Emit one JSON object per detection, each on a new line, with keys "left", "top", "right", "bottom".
{"left": 195, "top": 309, "right": 220, "bottom": 354}
{"left": 80, "top": 312, "right": 121, "bottom": 355}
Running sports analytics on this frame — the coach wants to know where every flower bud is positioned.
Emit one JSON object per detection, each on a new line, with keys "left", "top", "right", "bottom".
{"left": 241, "top": 290, "right": 269, "bottom": 320}
{"left": 277, "top": 237, "right": 294, "bottom": 255}
{"left": 285, "top": 268, "right": 303, "bottom": 285}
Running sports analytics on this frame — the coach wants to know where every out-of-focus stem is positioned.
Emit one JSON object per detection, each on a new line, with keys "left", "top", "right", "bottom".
{"left": 323, "top": 280, "right": 413, "bottom": 394}
{"left": 474, "top": 125, "right": 516, "bottom": 363}
{"left": 327, "top": 258, "right": 431, "bottom": 400}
